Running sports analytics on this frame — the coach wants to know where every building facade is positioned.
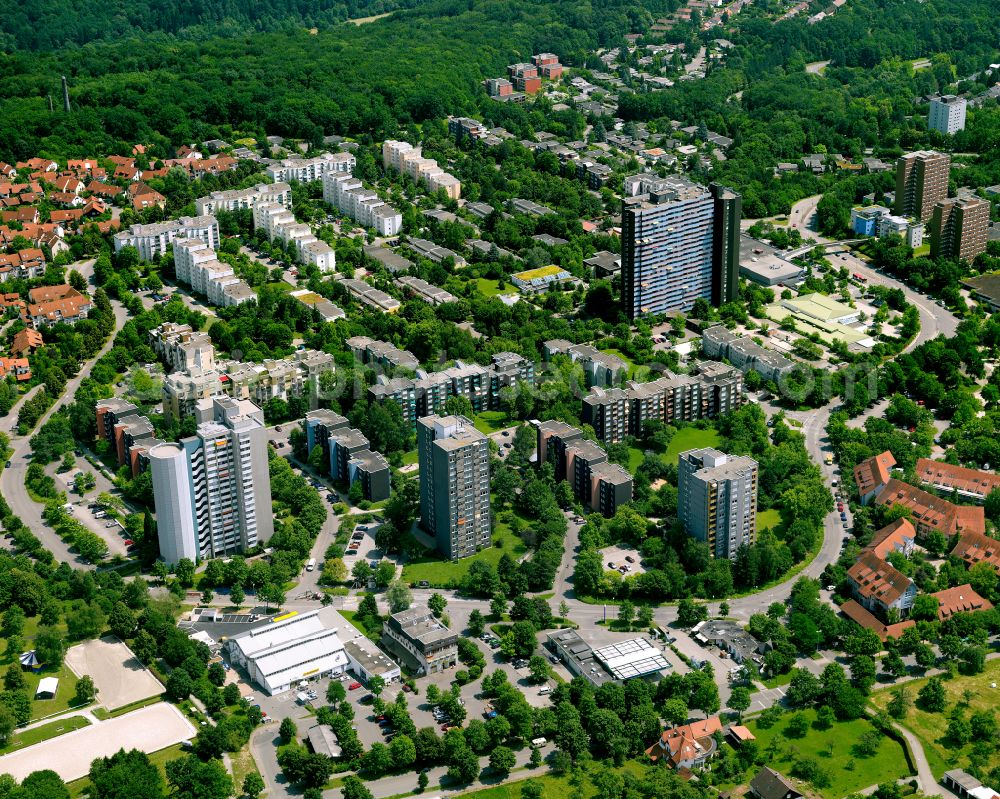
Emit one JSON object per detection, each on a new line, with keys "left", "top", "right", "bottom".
{"left": 417, "top": 415, "right": 491, "bottom": 559}
{"left": 929, "top": 196, "right": 989, "bottom": 262}
{"left": 381, "top": 607, "right": 458, "bottom": 675}
{"left": 678, "top": 447, "right": 758, "bottom": 560}
{"left": 149, "top": 397, "right": 273, "bottom": 564}
{"left": 621, "top": 176, "right": 741, "bottom": 318}
{"left": 928, "top": 95, "right": 967, "bottom": 135}
{"left": 894, "top": 150, "right": 950, "bottom": 222}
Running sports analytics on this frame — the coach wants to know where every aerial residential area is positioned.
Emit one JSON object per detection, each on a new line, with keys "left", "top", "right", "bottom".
{"left": 1, "top": 1, "right": 1000, "bottom": 799}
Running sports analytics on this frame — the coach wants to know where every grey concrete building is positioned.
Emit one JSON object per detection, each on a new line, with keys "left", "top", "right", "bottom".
{"left": 382, "top": 606, "right": 458, "bottom": 675}
{"left": 417, "top": 415, "right": 491, "bottom": 559}
{"left": 678, "top": 447, "right": 758, "bottom": 560}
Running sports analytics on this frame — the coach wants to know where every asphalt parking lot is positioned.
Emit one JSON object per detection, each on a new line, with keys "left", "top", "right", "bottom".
{"left": 599, "top": 544, "right": 646, "bottom": 576}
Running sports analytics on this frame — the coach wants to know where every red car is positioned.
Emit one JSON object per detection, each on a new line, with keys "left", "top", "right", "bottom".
{"left": 123, "top": 539, "right": 134, "bottom": 546}
{"left": 349, "top": 682, "right": 362, "bottom": 690}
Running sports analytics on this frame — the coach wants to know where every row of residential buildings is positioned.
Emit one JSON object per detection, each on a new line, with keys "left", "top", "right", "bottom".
{"left": 322, "top": 172, "right": 402, "bottom": 237}
{"left": 360, "top": 346, "right": 535, "bottom": 428}
{"left": 701, "top": 326, "right": 796, "bottom": 383}
{"left": 113, "top": 214, "right": 220, "bottom": 261}
{"left": 536, "top": 421, "right": 634, "bottom": 517}
{"left": 581, "top": 362, "right": 743, "bottom": 444}
{"left": 381, "top": 141, "right": 461, "bottom": 200}
{"left": 485, "top": 53, "right": 565, "bottom": 100}
{"left": 843, "top": 450, "right": 998, "bottom": 638}
{"left": 150, "top": 322, "right": 335, "bottom": 418}
{"left": 173, "top": 236, "right": 256, "bottom": 307}
{"left": 253, "top": 200, "right": 336, "bottom": 272}
{"left": 303, "top": 409, "right": 391, "bottom": 502}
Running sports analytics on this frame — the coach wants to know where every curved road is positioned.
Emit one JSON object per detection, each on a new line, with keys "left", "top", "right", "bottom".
{"left": 1, "top": 279, "right": 129, "bottom": 569}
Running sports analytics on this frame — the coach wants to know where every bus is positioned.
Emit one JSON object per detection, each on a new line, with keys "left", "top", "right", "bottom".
{"left": 306, "top": 558, "right": 316, "bottom": 572}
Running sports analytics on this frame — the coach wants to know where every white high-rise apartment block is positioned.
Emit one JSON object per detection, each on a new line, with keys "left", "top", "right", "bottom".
{"left": 265, "top": 152, "right": 356, "bottom": 183}
{"left": 195, "top": 182, "right": 292, "bottom": 216}
{"left": 150, "top": 396, "right": 273, "bottom": 564}
{"left": 113, "top": 215, "right": 219, "bottom": 262}
{"left": 928, "top": 95, "right": 967, "bottom": 135}
{"left": 322, "top": 173, "right": 402, "bottom": 236}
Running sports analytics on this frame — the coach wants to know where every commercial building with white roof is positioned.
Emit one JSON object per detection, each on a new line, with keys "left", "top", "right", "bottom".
{"left": 225, "top": 609, "right": 350, "bottom": 695}
{"left": 593, "top": 638, "right": 670, "bottom": 680}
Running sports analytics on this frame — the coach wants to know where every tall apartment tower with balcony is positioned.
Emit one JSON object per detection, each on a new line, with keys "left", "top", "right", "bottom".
{"left": 894, "top": 150, "right": 950, "bottom": 222}
{"left": 678, "top": 447, "right": 758, "bottom": 560}
{"left": 928, "top": 95, "right": 967, "bottom": 135}
{"left": 149, "top": 397, "right": 273, "bottom": 565}
{"left": 417, "top": 415, "right": 491, "bottom": 559}
{"left": 621, "top": 176, "right": 741, "bottom": 319}
{"left": 929, "top": 195, "right": 989, "bottom": 262}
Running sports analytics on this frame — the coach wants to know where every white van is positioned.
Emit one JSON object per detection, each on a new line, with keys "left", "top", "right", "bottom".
{"left": 538, "top": 685, "right": 552, "bottom": 696}
{"left": 531, "top": 737, "right": 548, "bottom": 747}
{"left": 306, "top": 558, "right": 316, "bottom": 572}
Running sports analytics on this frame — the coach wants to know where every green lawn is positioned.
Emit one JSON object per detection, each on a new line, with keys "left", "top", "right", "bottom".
{"left": 662, "top": 425, "right": 722, "bottom": 465}
{"left": 0, "top": 715, "right": 90, "bottom": 756}
{"left": 339, "top": 610, "right": 380, "bottom": 643}
{"left": 401, "top": 449, "right": 419, "bottom": 465}
{"left": 474, "top": 411, "right": 512, "bottom": 434}
{"left": 402, "top": 521, "right": 528, "bottom": 587}
{"left": 475, "top": 278, "right": 517, "bottom": 297}
{"left": 756, "top": 508, "right": 784, "bottom": 533}
{"left": 453, "top": 760, "right": 649, "bottom": 799}
{"left": 627, "top": 447, "right": 645, "bottom": 474}
{"left": 741, "top": 707, "right": 911, "bottom": 799}
{"left": 869, "top": 659, "right": 1000, "bottom": 778}
{"left": 24, "top": 663, "right": 81, "bottom": 719}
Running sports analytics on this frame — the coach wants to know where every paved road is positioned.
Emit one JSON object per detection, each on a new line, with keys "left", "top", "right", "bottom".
{"left": 1, "top": 292, "right": 129, "bottom": 569}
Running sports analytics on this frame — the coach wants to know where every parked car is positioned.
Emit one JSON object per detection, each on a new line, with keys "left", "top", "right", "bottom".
{"left": 348, "top": 682, "right": 362, "bottom": 690}
{"left": 418, "top": 580, "right": 430, "bottom": 588}
{"left": 123, "top": 539, "right": 134, "bottom": 546}
{"left": 624, "top": 556, "right": 635, "bottom": 563}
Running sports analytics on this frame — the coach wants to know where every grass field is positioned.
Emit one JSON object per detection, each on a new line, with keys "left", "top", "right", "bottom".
{"left": 625, "top": 425, "right": 722, "bottom": 476}
{"left": 0, "top": 715, "right": 90, "bottom": 756}
{"left": 741, "top": 707, "right": 911, "bottom": 799}
{"left": 756, "top": 508, "right": 783, "bottom": 533}
{"left": 402, "top": 522, "right": 528, "bottom": 587}
{"left": 474, "top": 411, "right": 512, "bottom": 434}
{"left": 869, "top": 659, "right": 1000, "bottom": 777}
{"left": 475, "top": 278, "right": 517, "bottom": 297}
{"left": 401, "top": 449, "right": 419, "bottom": 465}
{"left": 454, "top": 760, "right": 649, "bottom": 799}
{"left": 662, "top": 425, "right": 721, "bottom": 465}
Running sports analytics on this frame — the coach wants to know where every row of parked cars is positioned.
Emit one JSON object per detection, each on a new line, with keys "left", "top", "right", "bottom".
{"left": 478, "top": 632, "right": 501, "bottom": 649}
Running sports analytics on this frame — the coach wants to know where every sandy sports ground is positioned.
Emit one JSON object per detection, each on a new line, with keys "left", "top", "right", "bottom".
{"left": 0, "top": 703, "right": 195, "bottom": 782}
{"left": 65, "top": 636, "right": 163, "bottom": 710}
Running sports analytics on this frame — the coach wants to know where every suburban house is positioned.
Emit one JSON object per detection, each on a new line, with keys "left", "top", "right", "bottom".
{"left": 750, "top": 767, "right": 803, "bottom": 799}
{"left": 853, "top": 450, "right": 896, "bottom": 505}
{"left": 951, "top": 530, "right": 1000, "bottom": 570}
{"left": 874, "top": 479, "right": 985, "bottom": 538}
{"left": 24, "top": 285, "right": 92, "bottom": 328}
{"left": 10, "top": 327, "right": 43, "bottom": 355}
{"left": 864, "top": 518, "right": 916, "bottom": 560}
{"left": 645, "top": 716, "right": 722, "bottom": 769}
{"left": 915, "top": 458, "right": 1000, "bottom": 503}
{"left": 930, "top": 585, "right": 993, "bottom": 621}
{"left": 847, "top": 551, "right": 917, "bottom": 618}
{"left": 839, "top": 600, "right": 915, "bottom": 642}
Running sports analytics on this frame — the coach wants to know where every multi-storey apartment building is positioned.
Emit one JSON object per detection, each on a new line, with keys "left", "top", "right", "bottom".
{"left": 536, "top": 420, "right": 633, "bottom": 516}
{"left": 346, "top": 336, "right": 420, "bottom": 372}
{"left": 621, "top": 176, "right": 741, "bottom": 318}
{"left": 149, "top": 397, "right": 273, "bottom": 564}
{"left": 113, "top": 215, "right": 219, "bottom": 261}
{"left": 894, "top": 150, "right": 950, "bottom": 222}
{"left": 369, "top": 377, "right": 419, "bottom": 428}
{"left": 172, "top": 238, "right": 255, "bottom": 307}
{"left": 253, "top": 201, "right": 336, "bottom": 272}
{"left": 928, "top": 95, "right": 967, "bottom": 135}
{"left": 678, "top": 447, "right": 758, "bottom": 560}
{"left": 149, "top": 323, "right": 216, "bottom": 375}
{"left": 195, "top": 182, "right": 291, "bottom": 216}
{"left": 582, "top": 387, "right": 630, "bottom": 444}
{"left": 929, "top": 196, "right": 989, "bottom": 261}
{"left": 381, "top": 141, "right": 462, "bottom": 200}
{"left": 265, "top": 152, "right": 355, "bottom": 183}
{"left": 543, "top": 340, "right": 628, "bottom": 388}
{"left": 322, "top": 173, "right": 403, "bottom": 237}
{"left": 417, "top": 415, "right": 491, "bottom": 559}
